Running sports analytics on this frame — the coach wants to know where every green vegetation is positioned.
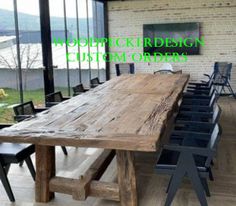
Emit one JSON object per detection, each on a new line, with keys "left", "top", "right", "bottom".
{"left": 0, "top": 88, "right": 69, "bottom": 123}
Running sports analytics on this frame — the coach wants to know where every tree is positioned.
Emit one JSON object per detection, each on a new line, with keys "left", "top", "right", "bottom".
{"left": 0, "top": 44, "right": 40, "bottom": 90}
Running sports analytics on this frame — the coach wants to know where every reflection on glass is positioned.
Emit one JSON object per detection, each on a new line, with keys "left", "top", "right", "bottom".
{"left": 49, "top": 0, "right": 106, "bottom": 91}
{"left": 0, "top": 0, "right": 47, "bottom": 122}
{"left": 50, "top": 0, "right": 69, "bottom": 95}
{"left": 0, "top": 0, "right": 20, "bottom": 122}
{"left": 17, "top": 0, "right": 44, "bottom": 107}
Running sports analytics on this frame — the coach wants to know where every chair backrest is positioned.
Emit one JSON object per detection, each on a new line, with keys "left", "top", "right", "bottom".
{"left": 13, "top": 101, "right": 35, "bottom": 116}
{"left": 46, "top": 91, "right": 63, "bottom": 103}
{"left": 73, "top": 84, "right": 85, "bottom": 94}
{"left": 0, "top": 124, "right": 12, "bottom": 129}
{"left": 115, "top": 63, "right": 135, "bottom": 76}
{"left": 213, "top": 62, "right": 232, "bottom": 84}
{"left": 91, "top": 77, "right": 100, "bottom": 85}
{"left": 160, "top": 63, "right": 173, "bottom": 71}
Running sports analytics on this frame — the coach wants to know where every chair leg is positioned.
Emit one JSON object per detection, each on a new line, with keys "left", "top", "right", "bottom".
{"left": 19, "top": 161, "right": 24, "bottom": 167}
{"left": 218, "top": 85, "right": 224, "bottom": 96}
{"left": 164, "top": 169, "right": 185, "bottom": 206}
{"left": 209, "top": 168, "right": 214, "bottom": 181}
{"left": 201, "top": 178, "right": 211, "bottom": 197}
{"left": 227, "top": 82, "right": 236, "bottom": 99}
{"left": 25, "top": 157, "right": 36, "bottom": 181}
{"left": 188, "top": 169, "right": 208, "bottom": 206}
{"left": 4, "top": 164, "right": 10, "bottom": 175}
{"left": 0, "top": 163, "right": 15, "bottom": 202}
{"left": 61, "top": 146, "right": 68, "bottom": 155}
{"left": 210, "top": 160, "right": 214, "bottom": 166}
{"left": 166, "top": 176, "right": 173, "bottom": 193}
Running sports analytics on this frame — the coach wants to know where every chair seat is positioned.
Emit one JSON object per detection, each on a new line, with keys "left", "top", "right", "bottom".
{"left": 0, "top": 143, "right": 35, "bottom": 165}
{"left": 155, "top": 150, "right": 207, "bottom": 172}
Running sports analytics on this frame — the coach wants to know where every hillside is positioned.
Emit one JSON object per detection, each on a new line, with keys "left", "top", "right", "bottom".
{"left": 0, "top": 8, "right": 93, "bottom": 38}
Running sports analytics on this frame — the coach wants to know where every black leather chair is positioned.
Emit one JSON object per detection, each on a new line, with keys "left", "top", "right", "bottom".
{"left": 0, "top": 124, "right": 35, "bottom": 202}
{"left": 115, "top": 63, "right": 135, "bottom": 76}
{"left": 13, "top": 100, "right": 46, "bottom": 122}
{"left": 13, "top": 101, "right": 68, "bottom": 156}
{"left": 45, "top": 91, "right": 70, "bottom": 107}
{"left": 90, "top": 77, "right": 104, "bottom": 88}
{"left": 155, "top": 124, "right": 220, "bottom": 206}
{"left": 72, "top": 83, "right": 89, "bottom": 96}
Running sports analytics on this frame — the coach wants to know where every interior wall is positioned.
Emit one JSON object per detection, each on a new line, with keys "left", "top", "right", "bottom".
{"left": 107, "top": 0, "right": 236, "bottom": 89}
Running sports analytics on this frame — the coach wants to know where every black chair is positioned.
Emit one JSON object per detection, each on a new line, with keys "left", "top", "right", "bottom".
{"left": 177, "top": 103, "right": 221, "bottom": 124}
{"left": 155, "top": 124, "right": 220, "bottom": 206}
{"left": 184, "top": 84, "right": 215, "bottom": 98}
{"left": 172, "top": 105, "right": 222, "bottom": 142}
{"left": 188, "top": 73, "right": 213, "bottom": 91}
{"left": 189, "top": 62, "right": 235, "bottom": 98}
{"left": 115, "top": 63, "right": 135, "bottom": 76}
{"left": 179, "top": 90, "right": 217, "bottom": 113}
{"left": 173, "top": 103, "right": 221, "bottom": 183}
{"left": 0, "top": 124, "right": 36, "bottom": 202}
{"left": 45, "top": 91, "right": 70, "bottom": 107}
{"left": 212, "top": 62, "right": 235, "bottom": 98}
{"left": 72, "top": 83, "right": 89, "bottom": 96}
{"left": 187, "top": 82, "right": 213, "bottom": 94}
{"left": 13, "top": 101, "right": 68, "bottom": 156}
{"left": 13, "top": 101, "right": 46, "bottom": 122}
{"left": 90, "top": 77, "right": 104, "bottom": 88}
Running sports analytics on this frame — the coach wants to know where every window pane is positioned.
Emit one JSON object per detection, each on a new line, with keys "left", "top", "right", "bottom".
{"left": 0, "top": 0, "right": 20, "bottom": 122}
{"left": 50, "top": 0, "right": 69, "bottom": 96}
{"left": 66, "top": 0, "right": 82, "bottom": 91}
{"left": 17, "top": 0, "right": 45, "bottom": 107}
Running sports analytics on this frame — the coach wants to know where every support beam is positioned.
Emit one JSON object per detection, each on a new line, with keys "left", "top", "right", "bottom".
{"left": 103, "top": 0, "right": 110, "bottom": 80}
{"left": 39, "top": 0, "right": 55, "bottom": 97}
{"left": 13, "top": 0, "right": 23, "bottom": 103}
{"left": 73, "top": 149, "right": 115, "bottom": 200}
{"left": 49, "top": 149, "right": 115, "bottom": 201}
{"left": 35, "top": 145, "right": 55, "bottom": 202}
{"left": 116, "top": 150, "right": 137, "bottom": 206}
{"left": 49, "top": 177, "right": 120, "bottom": 201}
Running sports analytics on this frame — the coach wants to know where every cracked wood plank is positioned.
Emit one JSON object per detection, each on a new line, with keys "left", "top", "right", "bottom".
{"left": 0, "top": 74, "right": 189, "bottom": 152}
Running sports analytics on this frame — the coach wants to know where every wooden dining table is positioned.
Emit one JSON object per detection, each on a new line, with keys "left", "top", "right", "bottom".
{"left": 0, "top": 73, "right": 189, "bottom": 206}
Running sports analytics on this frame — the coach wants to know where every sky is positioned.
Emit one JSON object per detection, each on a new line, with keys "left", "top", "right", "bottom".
{"left": 0, "top": 0, "right": 92, "bottom": 18}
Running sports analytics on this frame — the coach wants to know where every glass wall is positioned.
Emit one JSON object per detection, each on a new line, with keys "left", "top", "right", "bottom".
{"left": 0, "top": 0, "right": 19, "bottom": 122}
{"left": 0, "top": 0, "right": 107, "bottom": 122}
{"left": 50, "top": 0, "right": 106, "bottom": 92}
{"left": 17, "top": 0, "right": 45, "bottom": 107}
{"left": 0, "top": 0, "right": 45, "bottom": 122}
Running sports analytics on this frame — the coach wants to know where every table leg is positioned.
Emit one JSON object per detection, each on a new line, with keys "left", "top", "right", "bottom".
{"left": 116, "top": 150, "right": 138, "bottom": 206}
{"left": 35, "top": 145, "right": 55, "bottom": 202}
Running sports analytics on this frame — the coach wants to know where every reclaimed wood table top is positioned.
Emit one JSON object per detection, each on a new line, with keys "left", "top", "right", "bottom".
{"left": 0, "top": 74, "right": 189, "bottom": 152}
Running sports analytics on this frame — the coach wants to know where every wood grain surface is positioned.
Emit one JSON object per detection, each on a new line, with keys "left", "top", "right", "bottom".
{"left": 0, "top": 74, "right": 189, "bottom": 152}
